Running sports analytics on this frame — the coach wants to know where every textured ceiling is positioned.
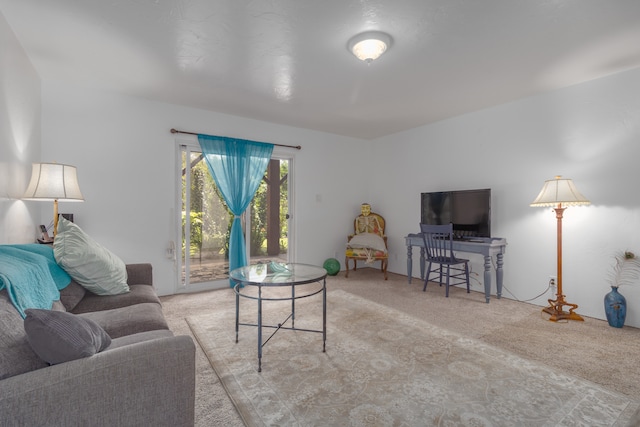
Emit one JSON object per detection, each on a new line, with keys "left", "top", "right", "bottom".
{"left": 2, "top": 0, "right": 640, "bottom": 139}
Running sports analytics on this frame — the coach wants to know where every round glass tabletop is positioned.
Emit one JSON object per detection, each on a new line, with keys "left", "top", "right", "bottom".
{"left": 229, "top": 262, "right": 327, "bottom": 286}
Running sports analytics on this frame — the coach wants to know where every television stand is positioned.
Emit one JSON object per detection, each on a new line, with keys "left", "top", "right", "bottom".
{"left": 405, "top": 234, "right": 507, "bottom": 303}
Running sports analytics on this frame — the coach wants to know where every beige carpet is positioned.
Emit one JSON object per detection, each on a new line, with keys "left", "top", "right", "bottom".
{"left": 160, "top": 268, "right": 640, "bottom": 426}
{"left": 186, "top": 288, "right": 639, "bottom": 426}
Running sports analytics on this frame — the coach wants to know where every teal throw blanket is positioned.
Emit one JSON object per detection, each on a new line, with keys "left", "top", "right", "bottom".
{"left": 0, "top": 244, "right": 71, "bottom": 318}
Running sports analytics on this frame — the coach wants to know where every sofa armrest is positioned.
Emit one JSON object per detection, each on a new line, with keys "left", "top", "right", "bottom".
{"left": 126, "top": 263, "right": 153, "bottom": 286}
{"left": 0, "top": 335, "right": 195, "bottom": 427}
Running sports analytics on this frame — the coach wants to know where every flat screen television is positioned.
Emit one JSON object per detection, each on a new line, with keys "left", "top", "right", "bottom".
{"left": 421, "top": 188, "right": 491, "bottom": 238}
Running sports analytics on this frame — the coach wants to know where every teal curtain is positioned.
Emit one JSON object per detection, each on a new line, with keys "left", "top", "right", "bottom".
{"left": 197, "top": 134, "right": 274, "bottom": 286}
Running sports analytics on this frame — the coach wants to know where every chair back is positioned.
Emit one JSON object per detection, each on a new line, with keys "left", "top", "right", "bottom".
{"left": 420, "top": 223, "right": 455, "bottom": 262}
{"left": 354, "top": 212, "right": 385, "bottom": 237}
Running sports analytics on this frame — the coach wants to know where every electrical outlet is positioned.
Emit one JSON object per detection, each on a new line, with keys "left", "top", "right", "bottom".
{"left": 549, "top": 276, "right": 557, "bottom": 288}
{"left": 166, "top": 241, "right": 176, "bottom": 260}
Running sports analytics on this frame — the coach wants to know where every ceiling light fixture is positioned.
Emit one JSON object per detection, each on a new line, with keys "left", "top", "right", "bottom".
{"left": 347, "top": 31, "right": 392, "bottom": 64}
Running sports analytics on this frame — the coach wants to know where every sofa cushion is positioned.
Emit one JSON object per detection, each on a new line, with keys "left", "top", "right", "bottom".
{"left": 106, "top": 329, "right": 174, "bottom": 350}
{"left": 125, "top": 263, "right": 153, "bottom": 286}
{"left": 79, "top": 302, "right": 169, "bottom": 339}
{"left": 59, "top": 280, "right": 87, "bottom": 312}
{"left": 0, "top": 291, "right": 47, "bottom": 379}
{"left": 70, "top": 284, "right": 161, "bottom": 314}
{"left": 24, "top": 309, "right": 111, "bottom": 365}
{"left": 51, "top": 300, "right": 66, "bottom": 312}
{"left": 53, "top": 216, "right": 129, "bottom": 296}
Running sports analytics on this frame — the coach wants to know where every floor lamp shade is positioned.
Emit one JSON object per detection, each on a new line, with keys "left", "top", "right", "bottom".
{"left": 530, "top": 176, "right": 590, "bottom": 207}
{"left": 23, "top": 163, "right": 84, "bottom": 235}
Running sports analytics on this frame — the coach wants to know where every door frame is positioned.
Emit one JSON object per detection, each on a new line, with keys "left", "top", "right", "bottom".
{"left": 174, "top": 138, "right": 296, "bottom": 293}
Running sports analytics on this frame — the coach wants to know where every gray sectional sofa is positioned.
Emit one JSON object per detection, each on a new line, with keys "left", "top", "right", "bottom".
{"left": 0, "top": 263, "right": 196, "bottom": 427}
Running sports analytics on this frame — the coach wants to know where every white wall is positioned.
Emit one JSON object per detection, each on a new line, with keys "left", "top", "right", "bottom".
{"left": 40, "top": 82, "right": 370, "bottom": 296}
{"left": 0, "top": 12, "right": 41, "bottom": 243}
{"left": 372, "top": 67, "right": 640, "bottom": 327}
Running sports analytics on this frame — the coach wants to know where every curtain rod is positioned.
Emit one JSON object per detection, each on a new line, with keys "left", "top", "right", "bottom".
{"left": 170, "top": 128, "right": 301, "bottom": 150}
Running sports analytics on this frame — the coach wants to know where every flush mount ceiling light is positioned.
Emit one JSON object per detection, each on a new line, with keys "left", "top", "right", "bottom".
{"left": 347, "top": 31, "right": 392, "bottom": 64}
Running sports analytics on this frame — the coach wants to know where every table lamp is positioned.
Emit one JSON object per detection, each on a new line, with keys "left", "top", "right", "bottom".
{"left": 23, "top": 162, "right": 84, "bottom": 236}
{"left": 530, "top": 175, "right": 590, "bottom": 321}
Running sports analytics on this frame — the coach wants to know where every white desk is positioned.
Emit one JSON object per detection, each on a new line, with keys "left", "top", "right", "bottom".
{"left": 405, "top": 234, "right": 507, "bottom": 303}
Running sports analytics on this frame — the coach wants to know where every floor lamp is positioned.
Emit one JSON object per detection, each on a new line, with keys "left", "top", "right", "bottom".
{"left": 531, "top": 176, "right": 590, "bottom": 322}
{"left": 23, "top": 163, "right": 84, "bottom": 236}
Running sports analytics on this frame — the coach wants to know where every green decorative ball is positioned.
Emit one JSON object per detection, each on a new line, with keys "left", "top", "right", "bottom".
{"left": 323, "top": 258, "right": 340, "bottom": 276}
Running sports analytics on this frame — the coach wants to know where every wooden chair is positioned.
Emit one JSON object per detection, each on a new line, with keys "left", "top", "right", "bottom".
{"left": 345, "top": 211, "right": 388, "bottom": 280}
{"left": 420, "top": 223, "right": 470, "bottom": 296}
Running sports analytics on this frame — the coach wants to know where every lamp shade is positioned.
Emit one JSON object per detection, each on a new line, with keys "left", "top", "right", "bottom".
{"left": 23, "top": 163, "right": 84, "bottom": 201}
{"left": 530, "top": 175, "right": 589, "bottom": 208}
{"left": 347, "top": 31, "right": 392, "bottom": 63}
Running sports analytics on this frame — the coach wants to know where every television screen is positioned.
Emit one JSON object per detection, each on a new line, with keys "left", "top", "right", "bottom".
{"left": 421, "top": 188, "right": 491, "bottom": 237}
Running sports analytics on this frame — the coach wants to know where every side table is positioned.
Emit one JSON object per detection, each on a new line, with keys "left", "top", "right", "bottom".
{"left": 230, "top": 262, "right": 327, "bottom": 372}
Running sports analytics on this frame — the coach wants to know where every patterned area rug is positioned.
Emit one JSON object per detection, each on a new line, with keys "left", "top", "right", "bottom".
{"left": 187, "top": 290, "right": 639, "bottom": 426}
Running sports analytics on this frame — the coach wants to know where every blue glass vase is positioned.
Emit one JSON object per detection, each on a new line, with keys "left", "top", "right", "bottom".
{"left": 604, "top": 286, "right": 626, "bottom": 328}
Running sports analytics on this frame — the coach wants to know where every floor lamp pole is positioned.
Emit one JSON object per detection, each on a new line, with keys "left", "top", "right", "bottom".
{"left": 53, "top": 199, "right": 59, "bottom": 237}
{"left": 542, "top": 204, "right": 583, "bottom": 322}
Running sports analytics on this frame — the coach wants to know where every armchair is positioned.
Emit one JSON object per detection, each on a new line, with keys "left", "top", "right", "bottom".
{"left": 345, "top": 204, "right": 388, "bottom": 280}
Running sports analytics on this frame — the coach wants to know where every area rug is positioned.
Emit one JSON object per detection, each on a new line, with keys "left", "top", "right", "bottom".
{"left": 186, "top": 290, "right": 639, "bottom": 426}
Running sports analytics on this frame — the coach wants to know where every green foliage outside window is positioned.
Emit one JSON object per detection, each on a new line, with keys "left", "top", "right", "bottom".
{"left": 182, "top": 153, "right": 288, "bottom": 261}
{"left": 249, "top": 160, "right": 289, "bottom": 256}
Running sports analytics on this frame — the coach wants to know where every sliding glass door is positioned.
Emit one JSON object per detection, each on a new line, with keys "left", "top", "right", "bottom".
{"left": 247, "top": 158, "right": 290, "bottom": 266}
{"left": 178, "top": 144, "right": 292, "bottom": 290}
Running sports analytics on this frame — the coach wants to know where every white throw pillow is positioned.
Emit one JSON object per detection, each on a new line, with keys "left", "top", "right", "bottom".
{"left": 53, "top": 216, "right": 129, "bottom": 296}
{"left": 347, "top": 233, "right": 387, "bottom": 252}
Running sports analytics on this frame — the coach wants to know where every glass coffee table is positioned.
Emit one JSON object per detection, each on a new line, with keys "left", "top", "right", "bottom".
{"left": 230, "top": 262, "right": 327, "bottom": 372}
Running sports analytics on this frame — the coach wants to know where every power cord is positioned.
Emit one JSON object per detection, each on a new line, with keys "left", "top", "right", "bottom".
{"left": 502, "top": 282, "right": 552, "bottom": 303}
{"left": 463, "top": 253, "right": 553, "bottom": 303}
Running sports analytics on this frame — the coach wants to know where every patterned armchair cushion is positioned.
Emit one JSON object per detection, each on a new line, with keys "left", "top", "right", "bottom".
{"left": 347, "top": 233, "right": 387, "bottom": 252}
{"left": 345, "top": 247, "right": 388, "bottom": 258}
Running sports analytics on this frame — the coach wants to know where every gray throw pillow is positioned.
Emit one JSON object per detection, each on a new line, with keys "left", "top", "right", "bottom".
{"left": 24, "top": 308, "right": 111, "bottom": 365}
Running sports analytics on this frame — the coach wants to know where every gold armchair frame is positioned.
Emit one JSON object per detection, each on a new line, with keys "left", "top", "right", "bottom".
{"left": 345, "top": 211, "right": 388, "bottom": 280}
